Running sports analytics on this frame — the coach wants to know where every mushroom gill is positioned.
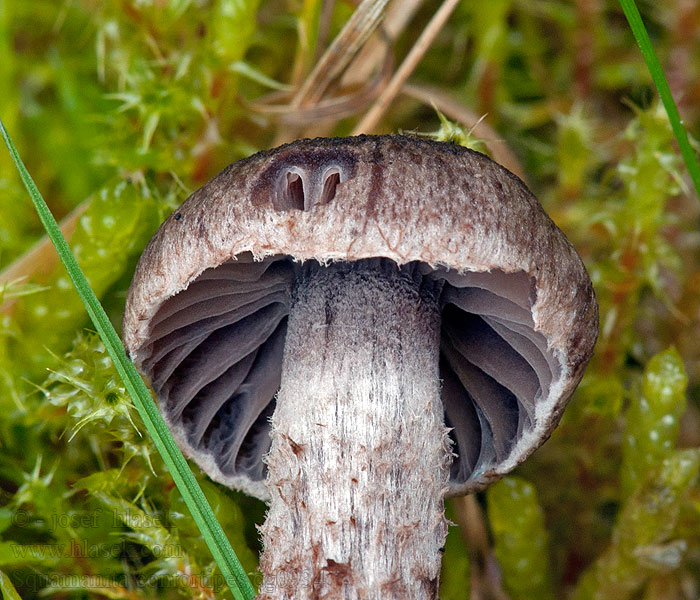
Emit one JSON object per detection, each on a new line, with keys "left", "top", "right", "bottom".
{"left": 133, "top": 255, "right": 560, "bottom": 497}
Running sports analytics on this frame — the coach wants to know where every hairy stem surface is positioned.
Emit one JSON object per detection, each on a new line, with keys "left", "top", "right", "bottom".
{"left": 259, "top": 260, "right": 451, "bottom": 600}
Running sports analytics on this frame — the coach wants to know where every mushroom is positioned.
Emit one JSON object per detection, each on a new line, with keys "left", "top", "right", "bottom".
{"left": 122, "top": 135, "right": 598, "bottom": 599}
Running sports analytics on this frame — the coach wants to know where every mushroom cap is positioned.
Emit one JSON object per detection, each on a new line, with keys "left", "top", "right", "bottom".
{"left": 123, "top": 134, "right": 598, "bottom": 502}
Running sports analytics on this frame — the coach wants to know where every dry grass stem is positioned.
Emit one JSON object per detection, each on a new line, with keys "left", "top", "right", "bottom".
{"left": 351, "top": 0, "right": 461, "bottom": 135}
{"left": 248, "top": 47, "right": 392, "bottom": 127}
{"left": 453, "top": 495, "right": 511, "bottom": 600}
{"left": 0, "top": 200, "right": 89, "bottom": 314}
{"left": 339, "top": 0, "right": 427, "bottom": 87}
{"left": 291, "top": 0, "right": 390, "bottom": 108}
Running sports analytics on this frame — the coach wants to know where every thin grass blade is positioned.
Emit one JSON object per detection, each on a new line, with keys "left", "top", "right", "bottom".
{"left": 619, "top": 0, "right": 700, "bottom": 198}
{"left": 0, "top": 118, "right": 256, "bottom": 600}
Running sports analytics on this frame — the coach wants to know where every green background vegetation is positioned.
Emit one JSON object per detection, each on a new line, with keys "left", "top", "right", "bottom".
{"left": 1, "top": 0, "right": 700, "bottom": 598}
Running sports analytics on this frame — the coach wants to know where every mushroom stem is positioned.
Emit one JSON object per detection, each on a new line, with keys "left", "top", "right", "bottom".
{"left": 259, "top": 261, "right": 451, "bottom": 600}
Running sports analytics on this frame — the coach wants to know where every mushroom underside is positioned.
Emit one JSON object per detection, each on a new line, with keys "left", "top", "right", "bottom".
{"left": 136, "top": 254, "right": 561, "bottom": 492}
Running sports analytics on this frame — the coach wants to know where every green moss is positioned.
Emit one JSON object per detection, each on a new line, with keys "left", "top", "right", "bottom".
{"left": 573, "top": 450, "right": 700, "bottom": 600}
{"left": 1, "top": 1, "right": 700, "bottom": 597}
{"left": 2, "top": 177, "right": 169, "bottom": 392}
{"left": 0, "top": 329, "right": 259, "bottom": 598}
{"left": 487, "top": 477, "right": 555, "bottom": 600}
{"left": 621, "top": 347, "right": 688, "bottom": 499}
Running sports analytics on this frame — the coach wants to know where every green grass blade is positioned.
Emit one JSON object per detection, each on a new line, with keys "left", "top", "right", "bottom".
{"left": 0, "top": 569, "right": 23, "bottom": 600}
{"left": 619, "top": 0, "right": 700, "bottom": 198}
{"left": 0, "top": 119, "right": 256, "bottom": 600}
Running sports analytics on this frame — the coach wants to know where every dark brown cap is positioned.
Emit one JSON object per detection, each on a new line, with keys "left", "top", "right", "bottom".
{"left": 123, "top": 134, "right": 598, "bottom": 501}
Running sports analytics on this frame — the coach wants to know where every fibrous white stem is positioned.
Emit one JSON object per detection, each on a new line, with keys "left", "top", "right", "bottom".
{"left": 259, "top": 261, "right": 451, "bottom": 600}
